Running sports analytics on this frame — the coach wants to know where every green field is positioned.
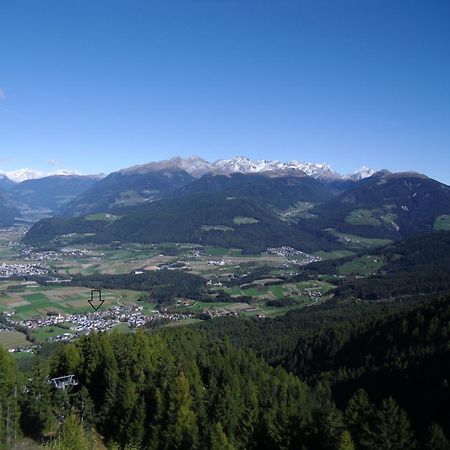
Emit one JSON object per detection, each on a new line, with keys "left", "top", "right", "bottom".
{"left": 204, "top": 246, "right": 246, "bottom": 257}
{"left": 268, "top": 285, "right": 285, "bottom": 299}
{"left": 338, "top": 255, "right": 386, "bottom": 276}
{"left": 85, "top": 213, "right": 120, "bottom": 222}
{"left": 242, "top": 287, "right": 261, "bottom": 296}
{"left": 296, "top": 280, "right": 334, "bottom": 291}
{"left": 0, "top": 331, "right": 30, "bottom": 349}
{"left": 345, "top": 209, "right": 381, "bottom": 226}
{"left": 32, "top": 325, "right": 75, "bottom": 342}
{"left": 314, "top": 250, "right": 357, "bottom": 260}
{"left": 327, "top": 229, "right": 392, "bottom": 249}
{"left": 434, "top": 215, "right": 450, "bottom": 231}
{"left": 108, "top": 322, "right": 134, "bottom": 334}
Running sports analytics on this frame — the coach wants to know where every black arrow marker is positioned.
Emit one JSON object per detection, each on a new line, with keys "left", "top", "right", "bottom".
{"left": 89, "top": 289, "right": 104, "bottom": 311}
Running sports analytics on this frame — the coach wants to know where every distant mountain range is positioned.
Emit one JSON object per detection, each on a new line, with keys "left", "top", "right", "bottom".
{"left": 119, "top": 155, "right": 375, "bottom": 180}
{"left": 0, "top": 174, "right": 103, "bottom": 224}
{"left": 20, "top": 156, "right": 450, "bottom": 254}
{"left": 0, "top": 168, "right": 87, "bottom": 183}
{"left": 1, "top": 156, "right": 373, "bottom": 182}
{"left": 58, "top": 157, "right": 375, "bottom": 216}
{"left": 1, "top": 155, "right": 449, "bottom": 253}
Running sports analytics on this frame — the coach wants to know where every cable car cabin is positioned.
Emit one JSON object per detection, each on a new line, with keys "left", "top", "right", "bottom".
{"left": 49, "top": 375, "right": 79, "bottom": 390}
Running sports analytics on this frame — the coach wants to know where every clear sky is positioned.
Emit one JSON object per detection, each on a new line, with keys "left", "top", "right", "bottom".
{"left": 0, "top": 0, "right": 449, "bottom": 182}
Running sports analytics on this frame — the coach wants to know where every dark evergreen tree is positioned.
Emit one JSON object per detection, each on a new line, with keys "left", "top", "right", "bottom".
{"left": 370, "top": 397, "right": 415, "bottom": 450}
{"left": 424, "top": 423, "right": 450, "bottom": 450}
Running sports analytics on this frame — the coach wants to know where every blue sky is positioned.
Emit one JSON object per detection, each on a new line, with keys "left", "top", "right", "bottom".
{"left": 0, "top": 0, "right": 449, "bottom": 182}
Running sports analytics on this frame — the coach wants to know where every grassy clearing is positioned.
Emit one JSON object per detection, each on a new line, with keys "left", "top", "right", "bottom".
{"left": 338, "top": 255, "right": 385, "bottom": 276}
{"left": 201, "top": 225, "right": 234, "bottom": 232}
{"left": 108, "top": 323, "right": 133, "bottom": 334}
{"left": 242, "top": 287, "right": 261, "bottom": 297}
{"left": 345, "top": 209, "right": 381, "bottom": 226}
{"left": 233, "top": 216, "right": 260, "bottom": 225}
{"left": 327, "top": 229, "right": 392, "bottom": 249}
{"left": 85, "top": 213, "right": 120, "bottom": 222}
{"left": 0, "top": 331, "right": 30, "bottom": 349}
{"left": 187, "top": 301, "right": 229, "bottom": 312}
{"left": 268, "top": 285, "right": 285, "bottom": 299}
{"left": 205, "top": 246, "right": 231, "bottom": 256}
{"left": 32, "top": 325, "right": 75, "bottom": 342}
{"left": 434, "top": 215, "right": 450, "bottom": 231}
{"left": 164, "top": 318, "right": 203, "bottom": 327}
{"left": 313, "top": 250, "right": 356, "bottom": 260}
{"left": 296, "top": 280, "right": 335, "bottom": 291}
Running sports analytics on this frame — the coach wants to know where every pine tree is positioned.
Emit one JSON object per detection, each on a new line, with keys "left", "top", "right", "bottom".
{"left": 344, "top": 389, "right": 375, "bottom": 450}
{"left": 371, "top": 397, "right": 415, "bottom": 450}
{"left": 50, "top": 343, "right": 81, "bottom": 376}
{"left": 73, "top": 386, "right": 96, "bottom": 428}
{"left": 338, "top": 430, "right": 355, "bottom": 450}
{"left": 424, "top": 423, "right": 450, "bottom": 450}
{"left": 210, "top": 422, "right": 235, "bottom": 450}
{"left": 308, "top": 382, "right": 344, "bottom": 450}
{"left": 44, "top": 412, "right": 95, "bottom": 450}
{"left": 0, "top": 347, "right": 21, "bottom": 449}
{"left": 162, "top": 371, "right": 199, "bottom": 450}
{"left": 20, "top": 363, "right": 54, "bottom": 439}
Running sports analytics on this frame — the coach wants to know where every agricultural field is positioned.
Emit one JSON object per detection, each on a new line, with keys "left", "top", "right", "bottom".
{"left": 0, "top": 331, "right": 31, "bottom": 349}
{"left": 338, "top": 255, "right": 386, "bottom": 276}
{"left": 0, "top": 229, "right": 346, "bottom": 331}
{"left": 208, "top": 278, "right": 335, "bottom": 318}
{"left": 0, "top": 281, "right": 145, "bottom": 320}
{"left": 326, "top": 229, "right": 392, "bottom": 249}
{"left": 313, "top": 249, "right": 356, "bottom": 260}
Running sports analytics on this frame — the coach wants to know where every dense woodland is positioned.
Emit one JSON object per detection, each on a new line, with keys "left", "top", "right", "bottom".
{"left": 1, "top": 293, "right": 449, "bottom": 449}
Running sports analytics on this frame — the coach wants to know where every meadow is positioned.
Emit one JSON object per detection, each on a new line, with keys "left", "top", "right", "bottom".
{"left": 0, "top": 330, "right": 31, "bottom": 349}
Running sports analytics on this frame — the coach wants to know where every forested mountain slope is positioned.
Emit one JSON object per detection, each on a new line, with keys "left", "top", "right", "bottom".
{"left": 24, "top": 192, "right": 341, "bottom": 253}
{"left": 10, "top": 175, "right": 100, "bottom": 213}
{"left": 63, "top": 169, "right": 195, "bottom": 216}
{"left": 285, "top": 297, "right": 450, "bottom": 441}
{"left": 0, "top": 188, "right": 20, "bottom": 226}
{"left": 305, "top": 171, "right": 450, "bottom": 240}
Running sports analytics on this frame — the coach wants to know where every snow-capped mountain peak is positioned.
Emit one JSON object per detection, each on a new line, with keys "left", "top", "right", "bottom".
{"left": 287, "top": 161, "right": 336, "bottom": 178}
{"left": 212, "top": 156, "right": 276, "bottom": 174}
{"left": 210, "top": 157, "right": 338, "bottom": 179}
{"left": 0, "top": 168, "right": 83, "bottom": 183}
{"left": 350, "top": 166, "right": 376, "bottom": 180}
{"left": 123, "top": 156, "right": 375, "bottom": 180}
{"left": 0, "top": 168, "right": 45, "bottom": 183}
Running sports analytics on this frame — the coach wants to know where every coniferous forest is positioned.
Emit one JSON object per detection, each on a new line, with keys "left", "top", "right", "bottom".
{"left": 1, "top": 294, "right": 450, "bottom": 449}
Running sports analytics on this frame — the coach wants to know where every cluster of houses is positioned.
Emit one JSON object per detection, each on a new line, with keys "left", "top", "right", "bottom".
{"left": 267, "top": 246, "right": 322, "bottom": 265}
{"left": 207, "top": 259, "right": 227, "bottom": 266}
{"left": 4, "top": 304, "right": 195, "bottom": 346}
{"left": 0, "top": 262, "right": 49, "bottom": 278}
